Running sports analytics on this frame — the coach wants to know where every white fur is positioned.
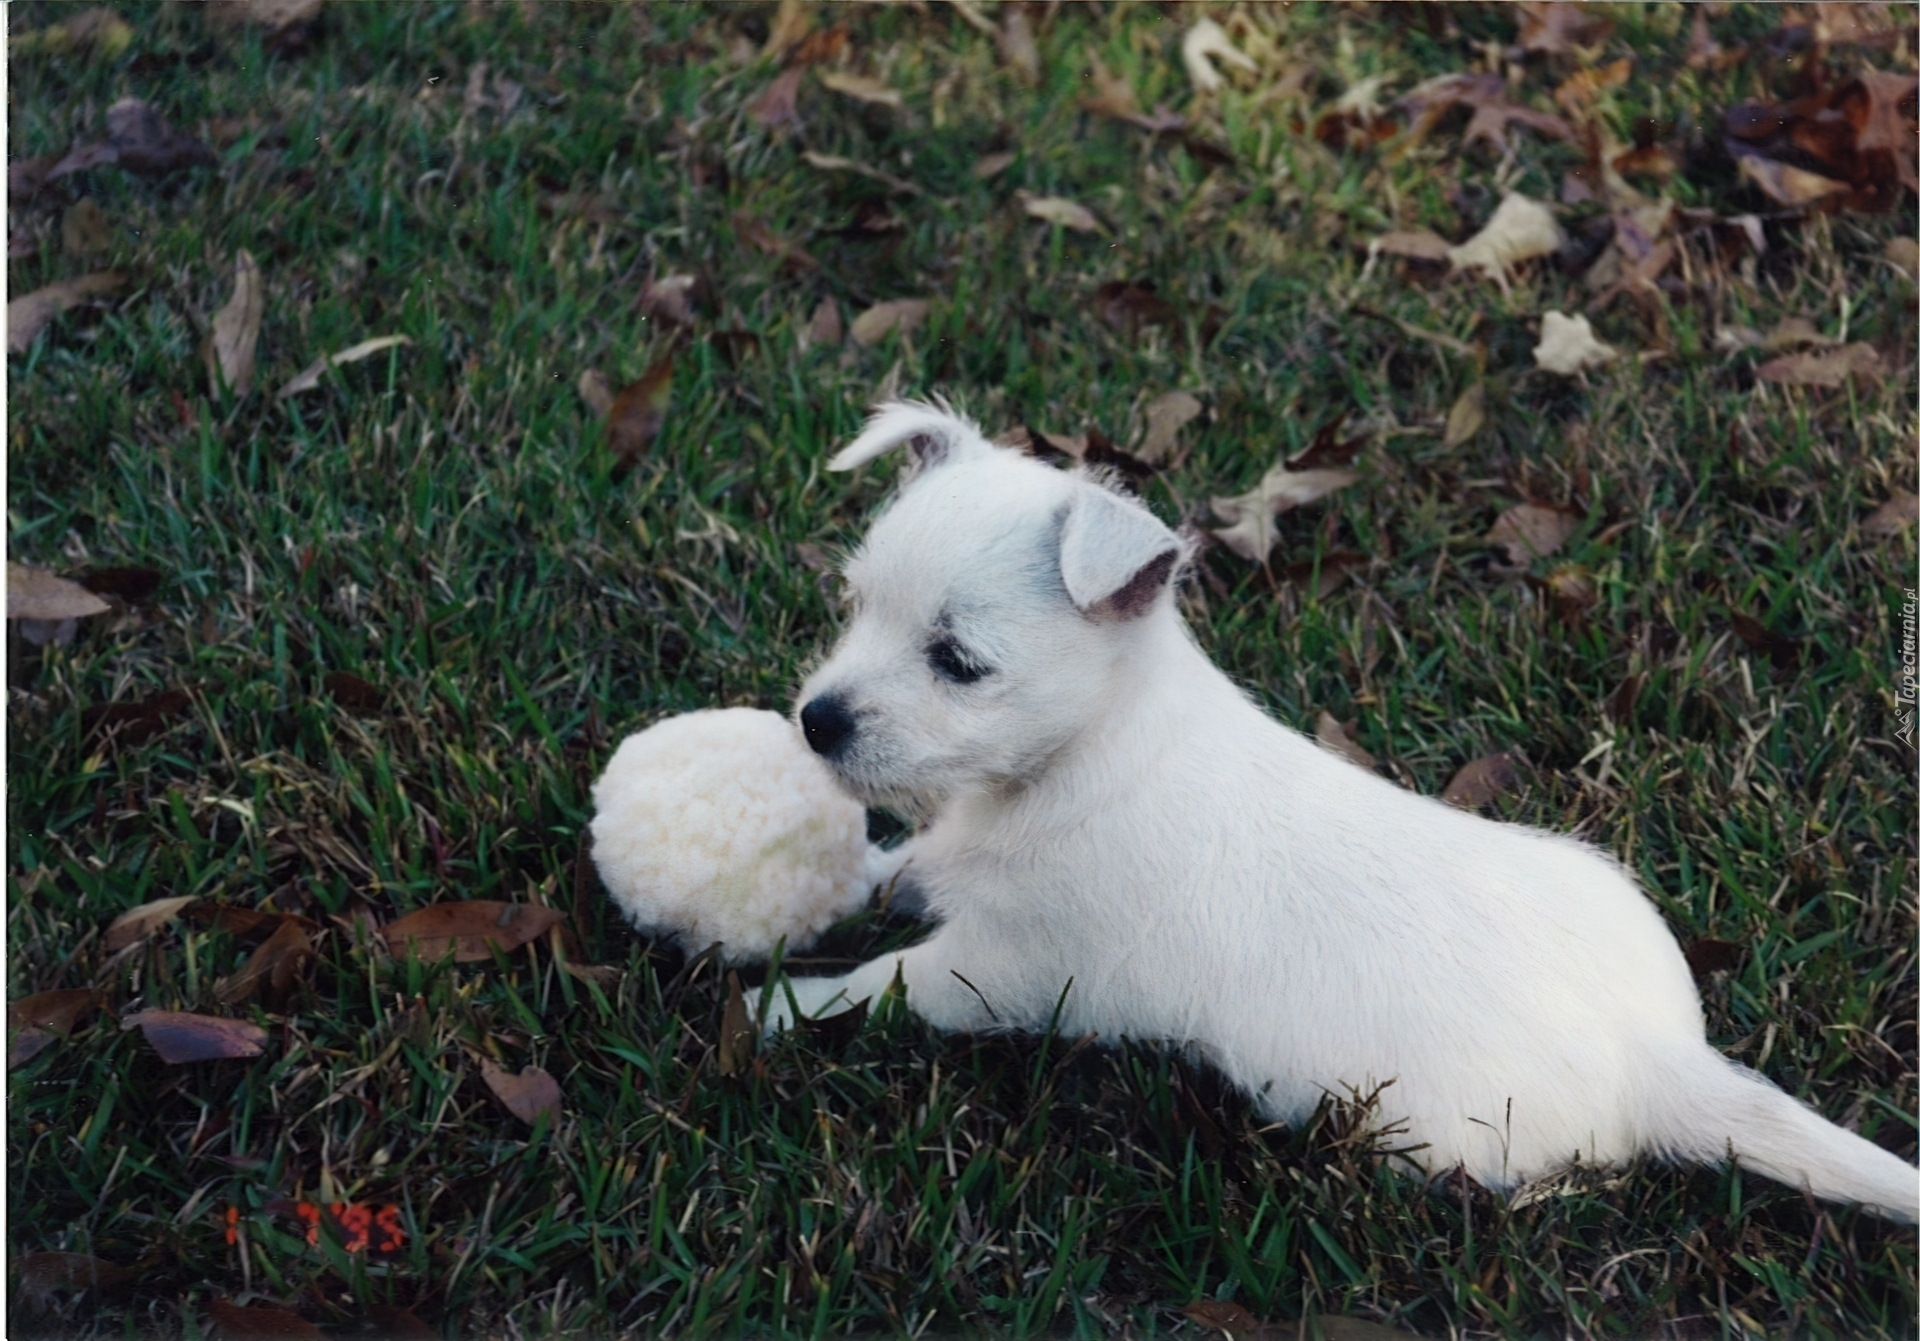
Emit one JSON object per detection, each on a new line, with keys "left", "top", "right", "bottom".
{"left": 590, "top": 708, "right": 874, "bottom": 963}
{"left": 767, "top": 402, "right": 1918, "bottom": 1222}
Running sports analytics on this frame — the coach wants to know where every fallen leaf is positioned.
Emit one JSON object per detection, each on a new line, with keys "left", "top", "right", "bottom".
{"left": 121, "top": 1010, "right": 268, "bottom": 1063}
{"left": 996, "top": 3, "right": 1041, "bottom": 84}
{"left": 1487, "top": 504, "right": 1578, "bottom": 565}
{"left": 1754, "top": 342, "right": 1883, "bottom": 387}
{"left": 1018, "top": 192, "right": 1103, "bottom": 233}
{"left": 478, "top": 1056, "right": 562, "bottom": 1124}
{"left": 1443, "top": 384, "right": 1486, "bottom": 447}
{"left": 1081, "top": 53, "right": 1186, "bottom": 133}
{"left": 1182, "top": 1300, "right": 1271, "bottom": 1338}
{"left": 1552, "top": 58, "right": 1632, "bottom": 114}
{"left": 7, "top": 271, "right": 126, "bottom": 353}
{"left": 51, "top": 97, "right": 216, "bottom": 180}
{"left": 1449, "top": 194, "right": 1563, "bottom": 289}
{"left": 1685, "top": 10, "right": 1740, "bottom": 71}
{"left": 606, "top": 355, "right": 675, "bottom": 471}
{"left": 733, "top": 213, "right": 815, "bottom": 270}
{"left": 805, "top": 299, "right": 843, "bottom": 348}
{"left": 275, "top": 334, "right": 410, "bottom": 397}
{"left": 1885, "top": 236, "right": 1919, "bottom": 279}
{"left": 80, "top": 565, "right": 161, "bottom": 601}
{"left": 187, "top": 903, "right": 313, "bottom": 940}
{"left": 800, "top": 149, "right": 922, "bottom": 195}
{"left": 719, "top": 971, "right": 754, "bottom": 1075}
{"left": 1211, "top": 447, "right": 1361, "bottom": 563}
{"left": 1735, "top": 155, "right": 1850, "bottom": 207}
{"left": 203, "top": 1298, "right": 325, "bottom": 1340}
{"left": 817, "top": 70, "right": 903, "bottom": 110}
{"left": 1727, "top": 611, "right": 1800, "bottom": 670}
{"left": 215, "top": 916, "right": 314, "bottom": 1006}
{"left": 1862, "top": 489, "right": 1918, "bottom": 536}
{"left": 1315, "top": 713, "right": 1377, "bottom": 770}
{"left": 82, "top": 688, "right": 192, "bottom": 746}
{"left": 1399, "top": 73, "right": 1572, "bottom": 155}
{"left": 61, "top": 198, "right": 113, "bottom": 256}
{"left": 322, "top": 670, "right": 384, "bottom": 712}
{"left": 639, "top": 273, "right": 699, "bottom": 328}
{"left": 8, "top": 564, "right": 112, "bottom": 621}
{"left": 380, "top": 901, "right": 567, "bottom": 963}
{"left": 1725, "top": 72, "right": 1918, "bottom": 212}
{"left": 104, "top": 894, "right": 198, "bottom": 951}
{"left": 9, "top": 7, "right": 135, "bottom": 59}
{"left": 760, "top": 0, "right": 810, "bottom": 60}
{"left": 11, "top": 1253, "right": 133, "bottom": 1307}
{"left": 1760, "top": 316, "right": 1838, "bottom": 350}
{"left": 972, "top": 150, "right": 1017, "bottom": 179}
{"left": 206, "top": 250, "right": 263, "bottom": 398}
{"left": 1286, "top": 412, "right": 1368, "bottom": 471}
{"left": 9, "top": 989, "right": 102, "bottom": 1035}
{"left": 1516, "top": 2, "right": 1612, "bottom": 54}
{"left": 1683, "top": 938, "right": 1744, "bottom": 981}
{"left": 1092, "top": 280, "right": 1176, "bottom": 333}
{"left": 1370, "top": 229, "right": 1453, "bottom": 262}
{"left": 790, "top": 24, "right": 849, "bottom": 66}
{"left": 747, "top": 67, "right": 805, "bottom": 131}
{"left": 1137, "top": 391, "right": 1203, "bottom": 464}
{"left": 577, "top": 368, "right": 614, "bottom": 418}
{"left": 1541, "top": 565, "right": 1598, "bottom": 625}
{"left": 1183, "top": 17, "right": 1257, "bottom": 93}
{"left": 849, "top": 298, "right": 930, "bottom": 346}
{"left": 202, "top": 0, "right": 324, "bottom": 38}
{"left": 1532, "top": 311, "right": 1617, "bottom": 375}
{"left": 360, "top": 1305, "right": 438, "bottom": 1340}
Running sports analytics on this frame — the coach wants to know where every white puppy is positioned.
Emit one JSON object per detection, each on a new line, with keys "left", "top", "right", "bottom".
{"left": 766, "top": 400, "right": 1916, "bottom": 1222}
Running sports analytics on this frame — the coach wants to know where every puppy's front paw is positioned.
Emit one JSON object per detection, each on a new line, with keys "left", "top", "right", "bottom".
{"left": 753, "top": 974, "right": 862, "bottom": 1035}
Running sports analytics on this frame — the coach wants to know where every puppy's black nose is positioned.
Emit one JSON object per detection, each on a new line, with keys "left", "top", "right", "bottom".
{"left": 799, "top": 694, "right": 857, "bottom": 758}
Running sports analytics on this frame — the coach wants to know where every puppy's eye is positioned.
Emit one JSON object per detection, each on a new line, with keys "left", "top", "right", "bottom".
{"left": 927, "top": 636, "right": 989, "bottom": 685}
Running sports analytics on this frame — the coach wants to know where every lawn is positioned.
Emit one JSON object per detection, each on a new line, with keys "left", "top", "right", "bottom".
{"left": 6, "top": 1, "right": 1917, "bottom": 1336}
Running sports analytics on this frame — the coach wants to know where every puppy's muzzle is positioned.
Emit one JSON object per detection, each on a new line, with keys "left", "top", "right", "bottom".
{"left": 799, "top": 693, "right": 857, "bottom": 759}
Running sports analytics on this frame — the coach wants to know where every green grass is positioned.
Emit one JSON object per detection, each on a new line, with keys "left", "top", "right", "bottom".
{"left": 7, "top": 2, "right": 1916, "bottom": 1336}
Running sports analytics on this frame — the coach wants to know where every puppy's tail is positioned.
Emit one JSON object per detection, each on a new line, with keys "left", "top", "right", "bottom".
{"left": 829, "top": 400, "right": 988, "bottom": 472}
{"left": 1650, "top": 1046, "right": 1917, "bottom": 1222}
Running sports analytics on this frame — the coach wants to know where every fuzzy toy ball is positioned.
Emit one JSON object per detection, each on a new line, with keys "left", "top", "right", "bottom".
{"left": 589, "top": 707, "right": 875, "bottom": 963}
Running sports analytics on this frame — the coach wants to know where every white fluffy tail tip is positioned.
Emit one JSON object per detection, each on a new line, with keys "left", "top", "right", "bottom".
{"left": 827, "top": 399, "right": 984, "bottom": 471}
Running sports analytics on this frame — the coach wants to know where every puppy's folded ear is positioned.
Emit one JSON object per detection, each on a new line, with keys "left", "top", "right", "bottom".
{"left": 828, "top": 400, "right": 990, "bottom": 472}
{"left": 1058, "top": 484, "right": 1184, "bottom": 621}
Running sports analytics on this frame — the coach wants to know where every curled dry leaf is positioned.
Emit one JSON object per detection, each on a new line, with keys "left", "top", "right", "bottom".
{"left": 1448, "top": 194, "right": 1563, "bottom": 290}
{"left": 478, "top": 1056, "right": 562, "bottom": 1124}
{"left": 203, "top": 1298, "right": 326, "bottom": 1341}
{"left": 1400, "top": 74, "right": 1571, "bottom": 155}
{"left": 1018, "top": 192, "right": 1104, "bottom": 233}
{"left": 1443, "top": 384, "right": 1486, "bottom": 447}
{"left": 1735, "top": 156, "right": 1849, "bottom": 207}
{"left": 381, "top": 901, "right": 566, "bottom": 963}
{"left": 207, "top": 250, "right": 264, "bottom": 398}
{"left": 104, "top": 894, "right": 198, "bottom": 950}
{"left": 121, "top": 1010, "right": 268, "bottom": 1064}
{"left": 805, "top": 299, "right": 843, "bottom": 348}
{"left": 606, "top": 355, "right": 675, "bottom": 472}
{"left": 51, "top": 97, "right": 216, "bottom": 180}
{"left": 1486, "top": 504, "right": 1578, "bottom": 566}
{"left": 1754, "top": 343, "right": 1883, "bottom": 387}
{"left": 276, "top": 334, "right": 410, "bottom": 397}
{"left": 816, "top": 70, "right": 902, "bottom": 110}
{"left": 972, "top": 150, "right": 1017, "bottom": 180}
{"left": 747, "top": 67, "right": 805, "bottom": 131}
{"left": 1861, "top": 488, "right": 1918, "bottom": 536}
{"left": 639, "top": 273, "right": 699, "bottom": 328}
{"left": 1516, "top": 1, "right": 1613, "bottom": 54}
{"left": 1210, "top": 453, "right": 1361, "bottom": 563}
{"left": 1370, "top": 229, "right": 1452, "bottom": 262}
{"left": 1532, "top": 311, "right": 1617, "bottom": 375}
{"left": 7, "top": 271, "right": 126, "bottom": 353}
{"left": 760, "top": 0, "right": 809, "bottom": 60}
{"left": 1137, "top": 391, "right": 1202, "bottom": 464}
{"left": 214, "top": 916, "right": 314, "bottom": 1006}
{"left": 1081, "top": 54, "right": 1186, "bottom": 133}
{"left": 8, "top": 564, "right": 112, "bottom": 621}
{"left": 800, "top": 150, "right": 922, "bottom": 195}
{"left": 1314, "top": 713, "right": 1376, "bottom": 771}
{"left": 719, "top": 971, "right": 755, "bottom": 1075}
{"left": 849, "top": 298, "right": 930, "bottom": 346}
{"left": 1183, "top": 17, "right": 1257, "bottom": 93}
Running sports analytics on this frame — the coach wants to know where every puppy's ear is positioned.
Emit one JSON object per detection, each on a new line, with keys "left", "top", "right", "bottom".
{"left": 1058, "top": 485, "right": 1183, "bottom": 620}
{"left": 828, "top": 400, "right": 989, "bottom": 472}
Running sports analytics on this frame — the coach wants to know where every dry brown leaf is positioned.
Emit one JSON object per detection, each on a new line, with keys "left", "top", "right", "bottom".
{"left": 972, "top": 150, "right": 1017, "bottom": 179}
{"left": 8, "top": 564, "right": 112, "bottom": 622}
{"left": 747, "top": 67, "right": 805, "bottom": 131}
{"left": 1862, "top": 489, "right": 1918, "bottom": 536}
{"left": 1883, "top": 236, "right": 1917, "bottom": 278}
{"left": 214, "top": 916, "right": 314, "bottom": 1006}
{"left": 12, "top": 1252, "right": 135, "bottom": 1305}
{"left": 1210, "top": 454, "right": 1361, "bottom": 563}
{"left": 10, "top": 7, "right": 135, "bottom": 58}
{"left": 800, "top": 149, "right": 922, "bottom": 195}
{"left": 817, "top": 70, "right": 902, "bottom": 110}
{"left": 1370, "top": 229, "right": 1453, "bottom": 262}
{"left": 1443, "top": 384, "right": 1486, "bottom": 448}
{"left": 276, "top": 334, "right": 410, "bottom": 397}
{"left": 849, "top": 297, "right": 930, "bottom": 346}
{"left": 1516, "top": 2, "right": 1612, "bottom": 54}
{"left": 805, "top": 299, "right": 843, "bottom": 348}
{"left": 51, "top": 98, "right": 215, "bottom": 180}
{"left": 606, "top": 355, "right": 675, "bottom": 470}
{"left": 1082, "top": 53, "right": 1186, "bottom": 133}
{"left": 1754, "top": 342, "right": 1884, "bottom": 387}
{"left": 1685, "top": 10, "right": 1740, "bottom": 71}
{"left": 1487, "top": 504, "right": 1578, "bottom": 565}
{"left": 1137, "top": 391, "right": 1203, "bottom": 464}
{"left": 7, "top": 271, "right": 125, "bottom": 353}
{"left": 103, "top": 894, "right": 198, "bottom": 950}
{"left": 761, "top": 0, "right": 810, "bottom": 60}
{"left": 719, "top": 971, "right": 755, "bottom": 1074}
{"left": 121, "top": 1010, "right": 268, "bottom": 1064}
{"left": 1183, "top": 17, "right": 1256, "bottom": 93}
{"left": 380, "top": 901, "right": 566, "bottom": 963}
{"left": 639, "top": 273, "right": 699, "bottom": 328}
{"left": 206, "top": 250, "right": 263, "bottom": 398}
{"left": 1448, "top": 194, "right": 1563, "bottom": 289}
{"left": 8, "top": 989, "right": 101, "bottom": 1035}
{"left": 1552, "top": 57, "right": 1632, "bottom": 114}
{"left": 1735, "top": 155, "right": 1850, "bottom": 207}
{"left": 204, "top": 0, "right": 323, "bottom": 33}
{"left": 203, "top": 1298, "right": 326, "bottom": 1340}
{"left": 1533, "top": 311, "right": 1617, "bottom": 375}
{"left": 1182, "top": 1299, "right": 1271, "bottom": 1337}
{"left": 1315, "top": 713, "right": 1376, "bottom": 771}
{"left": 478, "top": 1056, "right": 562, "bottom": 1124}
{"left": 1400, "top": 73, "right": 1572, "bottom": 155}
{"left": 1018, "top": 192, "right": 1104, "bottom": 233}
{"left": 62, "top": 198, "right": 112, "bottom": 255}
{"left": 1760, "top": 316, "right": 1838, "bottom": 350}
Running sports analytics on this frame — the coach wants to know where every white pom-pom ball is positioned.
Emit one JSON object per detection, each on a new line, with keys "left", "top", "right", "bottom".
{"left": 589, "top": 707, "right": 874, "bottom": 962}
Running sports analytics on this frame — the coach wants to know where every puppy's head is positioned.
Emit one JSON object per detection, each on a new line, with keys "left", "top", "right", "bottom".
{"left": 796, "top": 400, "right": 1188, "bottom": 809}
